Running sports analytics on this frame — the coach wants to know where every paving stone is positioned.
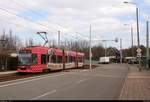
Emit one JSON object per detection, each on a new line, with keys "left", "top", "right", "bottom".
{"left": 119, "top": 65, "right": 150, "bottom": 100}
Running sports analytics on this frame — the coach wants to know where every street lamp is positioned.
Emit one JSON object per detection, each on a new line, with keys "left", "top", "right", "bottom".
{"left": 58, "top": 30, "right": 60, "bottom": 48}
{"left": 124, "top": 1, "right": 140, "bottom": 48}
{"left": 89, "top": 25, "right": 92, "bottom": 70}
{"left": 120, "top": 38, "right": 123, "bottom": 64}
{"left": 102, "top": 40, "right": 107, "bottom": 57}
{"left": 124, "top": 1, "right": 141, "bottom": 66}
{"left": 124, "top": 24, "right": 134, "bottom": 57}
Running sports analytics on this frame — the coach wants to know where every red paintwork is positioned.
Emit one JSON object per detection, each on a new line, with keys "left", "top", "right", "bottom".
{"left": 17, "top": 46, "right": 84, "bottom": 73}
{"left": 18, "top": 46, "right": 49, "bottom": 73}
{"left": 77, "top": 52, "right": 84, "bottom": 57}
{"left": 69, "top": 51, "right": 77, "bottom": 57}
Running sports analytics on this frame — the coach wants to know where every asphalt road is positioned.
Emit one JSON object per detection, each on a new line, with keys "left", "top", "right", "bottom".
{"left": 0, "top": 63, "right": 129, "bottom": 100}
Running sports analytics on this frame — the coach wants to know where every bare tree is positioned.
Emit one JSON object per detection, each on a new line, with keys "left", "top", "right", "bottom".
{"left": 24, "top": 37, "right": 34, "bottom": 47}
{"left": 0, "top": 29, "right": 22, "bottom": 71}
{"left": 29, "top": 38, "right": 34, "bottom": 46}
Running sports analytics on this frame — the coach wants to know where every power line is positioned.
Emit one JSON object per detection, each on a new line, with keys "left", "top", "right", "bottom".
{"left": 61, "top": 32, "right": 89, "bottom": 42}
{"left": 11, "top": 0, "right": 46, "bottom": 19}
{"left": 0, "top": 7, "right": 53, "bottom": 32}
{"left": 0, "top": 16, "right": 40, "bottom": 33}
{"left": 10, "top": 0, "right": 65, "bottom": 31}
{"left": 0, "top": 1, "right": 90, "bottom": 44}
{"left": 0, "top": 1, "right": 89, "bottom": 41}
{"left": 0, "top": 17, "right": 55, "bottom": 45}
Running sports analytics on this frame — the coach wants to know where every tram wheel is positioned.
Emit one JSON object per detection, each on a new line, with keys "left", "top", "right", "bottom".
{"left": 42, "top": 69, "right": 50, "bottom": 73}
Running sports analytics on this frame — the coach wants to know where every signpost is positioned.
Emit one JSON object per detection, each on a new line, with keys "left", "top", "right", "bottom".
{"left": 137, "top": 53, "right": 142, "bottom": 58}
{"left": 62, "top": 48, "right": 65, "bottom": 70}
{"left": 136, "top": 48, "right": 142, "bottom": 53}
{"left": 136, "top": 48, "right": 142, "bottom": 58}
{"left": 136, "top": 48, "right": 142, "bottom": 71}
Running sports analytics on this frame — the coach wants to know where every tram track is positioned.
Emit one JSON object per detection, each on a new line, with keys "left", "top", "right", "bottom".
{"left": 0, "top": 65, "right": 98, "bottom": 83}
{"left": 0, "top": 73, "right": 51, "bottom": 82}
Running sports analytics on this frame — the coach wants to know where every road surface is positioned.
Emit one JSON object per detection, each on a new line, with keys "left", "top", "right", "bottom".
{"left": 0, "top": 63, "right": 128, "bottom": 100}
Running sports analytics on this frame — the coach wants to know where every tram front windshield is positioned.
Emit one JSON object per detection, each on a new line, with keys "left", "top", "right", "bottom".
{"left": 18, "top": 53, "right": 32, "bottom": 65}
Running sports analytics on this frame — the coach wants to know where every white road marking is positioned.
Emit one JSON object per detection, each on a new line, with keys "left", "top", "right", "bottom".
{"left": 0, "top": 73, "right": 61, "bottom": 85}
{"left": 0, "top": 73, "right": 65, "bottom": 88}
{"left": 119, "top": 75, "right": 128, "bottom": 99}
{"left": 0, "top": 70, "right": 72, "bottom": 85}
{"left": 31, "top": 90, "right": 57, "bottom": 100}
{"left": 68, "top": 72, "right": 122, "bottom": 78}
{"left": 76, "top": 79, "right": 87, "bottom": 84}
{"left": 31, "top": 78, "right": 88, "bottom": 100}
{"left": 81, "top": 70, "right": 88, "bottom": 72}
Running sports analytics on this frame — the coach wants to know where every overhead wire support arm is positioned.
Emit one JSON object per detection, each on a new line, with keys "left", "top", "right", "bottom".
{"left": 37, "top": 31, "right": 48, "bottom": 46}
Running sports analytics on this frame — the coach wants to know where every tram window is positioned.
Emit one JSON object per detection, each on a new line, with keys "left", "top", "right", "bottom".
{"left": 78, "top": 57, "right": 80, "bottom": 62}
{"left": 57, "top": 56, "right": 62, "bottom": 63}
{"left": 72, "top": 57, "right": 76, "bottom": 62}
{"left": 51, "top": 55, "right": 56, "bottom": 63}
{"left": 69, "top": 56, "right": 72, "bottom": 62}
{"left": 79, "top": 57, "right": 83, "bottom": 62}
{"left": 32, "top": 54, "right": 38, "bottom": 64}
{"left": 47, "top": 55, "right": 49, "bottom": 62}
{"left": 72, "top": 56, "right": 74, "bottom": 62}
{"left": 41, "top": 54, "right": 47, "bottom": 64}
{"left": 69, "top": 56, "right": 71, "bottom": 62}
{"left": 65, "top": 56, "right": 68, "bottom": 63}
{"left": 71, "top": 57, "right": 74, "bottom": 62}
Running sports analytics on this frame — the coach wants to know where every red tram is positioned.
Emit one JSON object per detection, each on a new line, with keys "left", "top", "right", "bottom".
{"left": 17, "top": 46, "right": 84, "bottom": 73}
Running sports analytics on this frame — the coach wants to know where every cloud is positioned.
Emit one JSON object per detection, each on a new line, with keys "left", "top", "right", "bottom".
{"left": 144, "top": 0, "right": 150, "bottom": 5}
{"left": 0, "top": 0, "right": 145, "bottom": 48}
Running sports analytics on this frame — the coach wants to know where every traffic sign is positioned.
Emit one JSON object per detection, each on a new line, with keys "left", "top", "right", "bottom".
{"left": 136, "top": 48, "right": 142, "bottom": 53}
{"left": 137, "top": 52, "right": 142, "bottom": 57}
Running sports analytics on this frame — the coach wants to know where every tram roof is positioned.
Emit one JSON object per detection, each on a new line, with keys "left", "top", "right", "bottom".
{"left": 19, "top": 46, "right": 84, "bottom": 57}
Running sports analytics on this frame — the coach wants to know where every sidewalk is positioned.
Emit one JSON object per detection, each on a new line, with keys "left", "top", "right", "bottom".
{"left": 119, "top": 65, "right": 150, "bottom": 100}
{"left": 0, "top": 71, "right": 17, "bottom": 75}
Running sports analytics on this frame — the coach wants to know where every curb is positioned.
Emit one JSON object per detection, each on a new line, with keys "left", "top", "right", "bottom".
{"left": 118, "top": 64, "right": 130, "bottom": 100}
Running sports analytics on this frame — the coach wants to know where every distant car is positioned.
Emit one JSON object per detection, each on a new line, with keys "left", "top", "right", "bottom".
{"left": 128, "top": 60, "right": 133, "bottom": 64}
{"left": 128, "top": 59, "right": 138, "bottom": 64}
{"left": 99, "top": 57, "right": 110, "bottom": 64}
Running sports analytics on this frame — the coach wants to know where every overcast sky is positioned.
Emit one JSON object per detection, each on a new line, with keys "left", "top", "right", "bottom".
{"left": 0, "top": 0, "right": 149, "bottom": 49}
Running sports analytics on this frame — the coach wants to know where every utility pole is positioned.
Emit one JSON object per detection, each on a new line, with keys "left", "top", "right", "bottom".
{"left": 76, "top": 32, "right": 78, "bottom": 69}
{"left": 120, "top": 39, "right": 123, "bottom": 64}
{"left": 104, "top": 40, "right": 107, "bottom": 57}
{"left": 146, "top": 21, "right": 149, "bottom": 69}
{"left": 123, "top": 1, "right": 141, "bottom": 66}
{"left": 136, "top": 7, "right": 140, "bottom": 47}
{"left": 58, "top": 30, "right": 60, "bottom": 48}
{"left": 89, "top": 25, "right": 92, "bottom": 70}
{"left": 135, "top": 5, "right": 141, "bottom": 67}
{"left": 131, "top": 26, "right": 134, "bottom": 57}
